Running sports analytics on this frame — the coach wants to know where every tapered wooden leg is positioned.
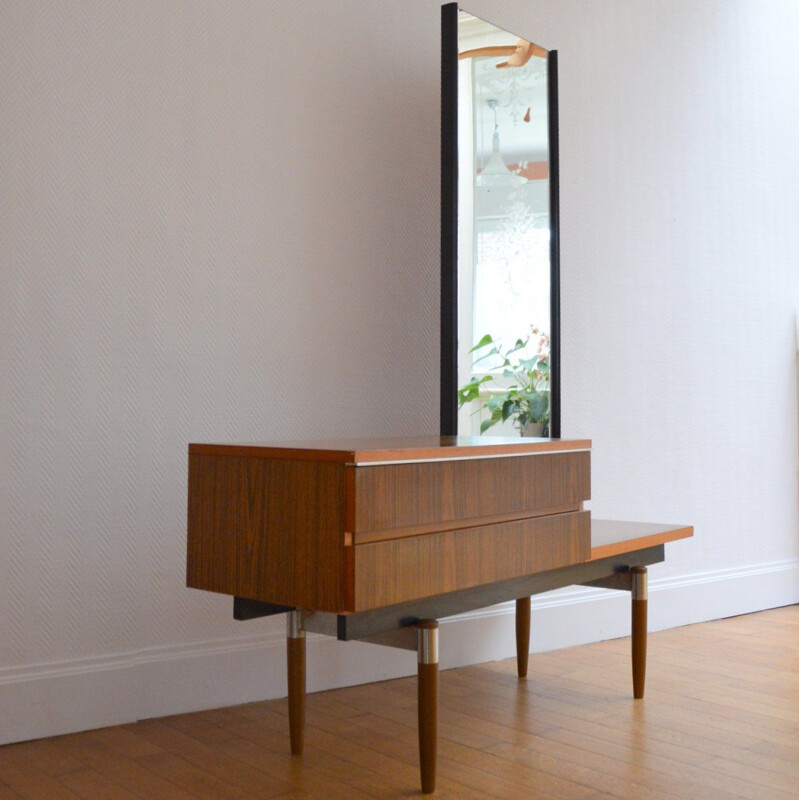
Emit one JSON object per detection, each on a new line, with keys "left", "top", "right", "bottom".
{"left": 516, "top": 597, "right": 531, "bottom": 678}
{"left": 631, "top": 566, "right": 647, "bottom": 699}
{"left": 286, "top": 610, "right": 306, "bottom": 754}
{"left": 416, "top": 620, "right": 439, "bottom": 794}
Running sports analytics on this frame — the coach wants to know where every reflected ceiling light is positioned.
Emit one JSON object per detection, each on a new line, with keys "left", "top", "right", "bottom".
{"left": 477, "top": 100, "right": 527, "bottom": 188}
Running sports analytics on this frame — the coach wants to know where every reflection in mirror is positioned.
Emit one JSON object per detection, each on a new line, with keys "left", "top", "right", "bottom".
{"left": 455, "top": 11, "right": 552, "bottom": 437}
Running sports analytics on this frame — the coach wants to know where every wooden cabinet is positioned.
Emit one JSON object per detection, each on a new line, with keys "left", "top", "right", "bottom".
{"left": 186, "top": 436, "right": 591, "bottom": 613}
{"left": 186, "top": 435, "right": 692, "bottom": 795}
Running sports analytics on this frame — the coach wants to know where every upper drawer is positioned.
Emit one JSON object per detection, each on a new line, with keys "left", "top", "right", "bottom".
{"left": 351, "top": 451, "right": 590, "bottom": 542}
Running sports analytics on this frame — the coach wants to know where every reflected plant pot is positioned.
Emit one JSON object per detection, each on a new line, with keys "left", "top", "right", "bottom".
{"left": 519, "top": 422, "right": 546, "bottom": 438}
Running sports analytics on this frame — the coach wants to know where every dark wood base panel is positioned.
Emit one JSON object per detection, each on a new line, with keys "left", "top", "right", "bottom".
{"left": 349, "top": 510, "right": 590, "bottom": 610}
{"left": 334, "top": 544, "right": 665, "bottom": 640}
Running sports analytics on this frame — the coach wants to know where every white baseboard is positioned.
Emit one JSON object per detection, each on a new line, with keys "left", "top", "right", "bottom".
{"left": 1, "top": 559, "right": 796, "bottom": 746}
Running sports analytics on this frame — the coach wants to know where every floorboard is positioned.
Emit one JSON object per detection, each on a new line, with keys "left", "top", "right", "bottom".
{"left": 0, "top": 606, "right": 796, "bottom": 799}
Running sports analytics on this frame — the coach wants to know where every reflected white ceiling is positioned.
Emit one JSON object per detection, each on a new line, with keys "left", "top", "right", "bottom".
{"left": 458, "top": 11, "right": 549, "bottom": 165}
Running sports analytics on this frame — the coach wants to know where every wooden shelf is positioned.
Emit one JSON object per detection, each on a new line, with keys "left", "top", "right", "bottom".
{"left": 590, "top": 519, "right": 693, "bottom": 561}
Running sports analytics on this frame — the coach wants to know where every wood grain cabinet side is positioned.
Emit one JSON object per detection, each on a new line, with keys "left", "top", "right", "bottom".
{"left": 186, "top": 453, "right": 346, "bottom": 612}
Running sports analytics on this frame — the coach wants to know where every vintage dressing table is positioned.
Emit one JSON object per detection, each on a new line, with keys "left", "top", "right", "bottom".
{"left": 186, "top": 435, "right": 692, "bottom": 793}
{"left": 187, "top": 6, "right": 694, "bottom": 793}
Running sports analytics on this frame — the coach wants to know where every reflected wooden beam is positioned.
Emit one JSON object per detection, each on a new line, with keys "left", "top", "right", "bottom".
{"left": 459, "top": 40, "right": 548, "bottom": 65}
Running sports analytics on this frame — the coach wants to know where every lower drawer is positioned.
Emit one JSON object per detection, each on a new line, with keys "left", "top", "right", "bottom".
{"left": 347, "top": 510, "right": 590, "bottom": 611}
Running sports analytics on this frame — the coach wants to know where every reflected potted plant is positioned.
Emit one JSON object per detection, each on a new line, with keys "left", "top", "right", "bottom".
{"left": 457, "top": 327, "right": 550, "bottom": 436}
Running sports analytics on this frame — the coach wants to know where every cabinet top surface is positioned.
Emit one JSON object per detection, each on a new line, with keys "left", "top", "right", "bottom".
{"left": 188, "top": 435, "right": 591, "bottom": 464}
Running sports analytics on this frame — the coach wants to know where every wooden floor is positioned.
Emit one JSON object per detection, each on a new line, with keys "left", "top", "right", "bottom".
{"left": 1, "top": 606, "right": 797, "bottom": 800}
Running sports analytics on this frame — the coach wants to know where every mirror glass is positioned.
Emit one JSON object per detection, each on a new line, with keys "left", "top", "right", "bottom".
{"left": 455, "top": 11, "right": 552, "bottom": 437}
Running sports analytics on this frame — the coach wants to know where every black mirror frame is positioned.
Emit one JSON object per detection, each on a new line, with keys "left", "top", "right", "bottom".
{"left": 439, "top": 2, "right": 561, "bottom": 439}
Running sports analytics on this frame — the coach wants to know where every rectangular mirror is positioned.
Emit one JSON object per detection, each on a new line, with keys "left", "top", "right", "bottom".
{"left": 441, "top": 3, "right": 560, "bottom": 439}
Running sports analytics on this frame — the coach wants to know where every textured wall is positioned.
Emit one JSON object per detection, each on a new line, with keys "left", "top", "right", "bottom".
{"left": 497, "top": 0, "right": 800, "bottom": 577}
{"left": 1, "top": 0, "right": 797, "bottom": 740}
{"left": 1, "top": 0, "right": 442, "bottom": 668}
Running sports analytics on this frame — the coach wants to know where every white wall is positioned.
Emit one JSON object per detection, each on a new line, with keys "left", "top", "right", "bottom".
{"left": 1, "top": 0, "right": 797, "bottom": 745}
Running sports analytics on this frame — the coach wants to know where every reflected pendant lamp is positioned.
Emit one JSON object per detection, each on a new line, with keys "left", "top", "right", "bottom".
{"left": 477, "top": 99, "right": 527, "bottom": 188}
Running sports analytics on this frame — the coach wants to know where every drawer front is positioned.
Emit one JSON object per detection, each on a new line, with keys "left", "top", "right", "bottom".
{"left": 352, "top": 452, "right": 590, "bottom": 543}
{"left": 349, "top": 510, "right": 590, "bottom": 611}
